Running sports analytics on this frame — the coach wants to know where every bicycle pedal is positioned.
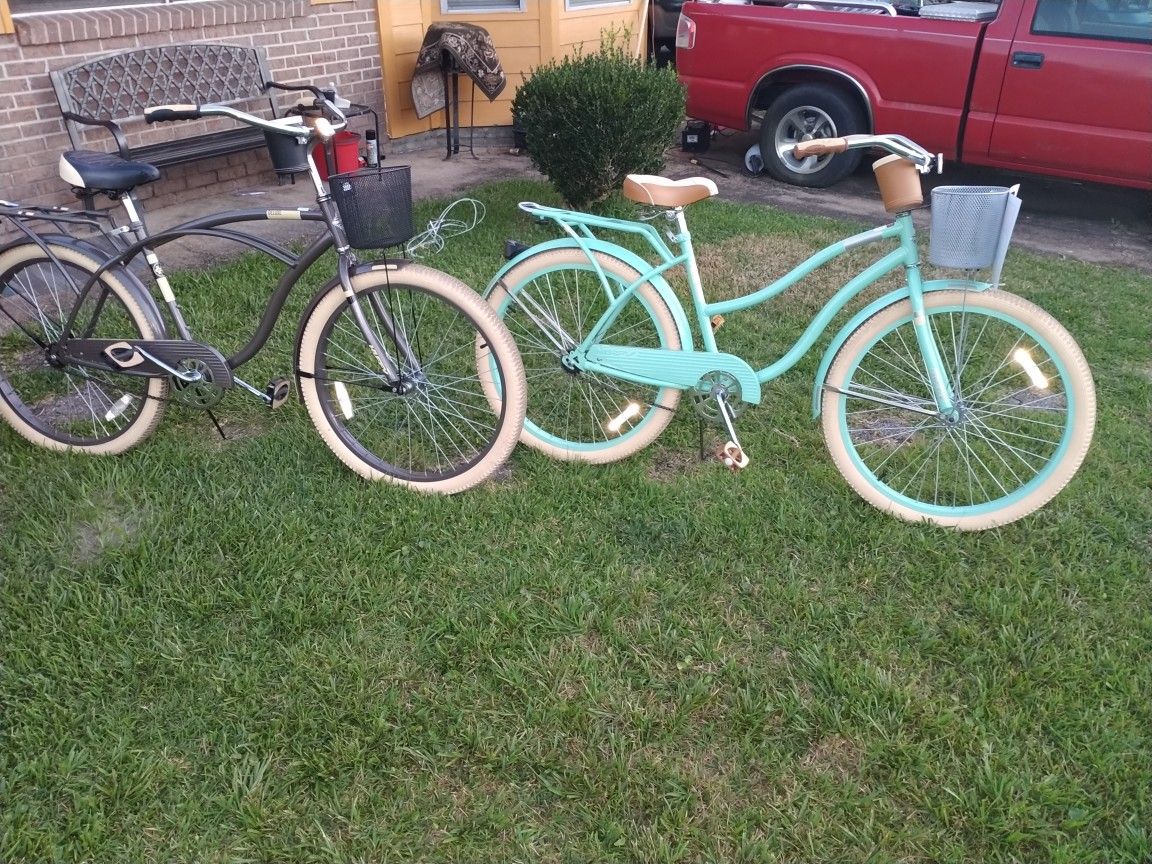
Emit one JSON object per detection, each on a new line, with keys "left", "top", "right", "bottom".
{"left": 720, "top": 441, "right": 749, "bottom": 471}
{"left": 266, "top": 377, "right": 291, "bottom": 409}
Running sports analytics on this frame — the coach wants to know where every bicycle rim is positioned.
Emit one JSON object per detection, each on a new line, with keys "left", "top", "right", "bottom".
{"left": 486, "top": 249, "right": 682, "bottom": 463}
{"left": 301, "top": 269, "right": 523, "bottom": 492}
{"left": 0, "top": 244, "right": 165, "bottom": 453}
{"left": 823, "top": 290, "right": 1095, "bottom": 529}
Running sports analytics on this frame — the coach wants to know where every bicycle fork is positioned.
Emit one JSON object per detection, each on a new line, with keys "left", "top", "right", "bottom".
{"left": 333, "top": 254, "right": 426, "bottom": 395}
{"left": 905, "top": 264, "right": 959, "bottom": 420}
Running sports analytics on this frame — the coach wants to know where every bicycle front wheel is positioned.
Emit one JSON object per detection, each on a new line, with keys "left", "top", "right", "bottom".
{"left": 0, "top": 241, "right": 167, "bottom": 454}
{"left": 482, "top": 248, "right": 683, "bottom": 463}
{"left": 297, "top": 264, "right": 526, "bottom": 494}
{"left": 822, "top": 289, "right": 1095, "bottom": 530}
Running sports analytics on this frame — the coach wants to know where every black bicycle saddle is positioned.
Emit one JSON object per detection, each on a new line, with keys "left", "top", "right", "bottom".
{"left": 58, "top": 150, "right": 161, "bottom": 192}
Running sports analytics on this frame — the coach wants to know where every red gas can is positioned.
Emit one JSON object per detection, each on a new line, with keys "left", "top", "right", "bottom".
{"left": 313, "top": 130, "right": 362, "bottom": 181}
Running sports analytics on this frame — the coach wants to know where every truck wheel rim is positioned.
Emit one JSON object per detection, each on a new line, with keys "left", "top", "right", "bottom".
{"left": 775, "top": 106, "right": 837, "bottom": 175}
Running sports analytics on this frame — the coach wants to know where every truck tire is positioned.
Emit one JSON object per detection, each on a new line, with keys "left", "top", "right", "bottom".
{"left": 760, "top": 84, "right": 866, "bottom": 188}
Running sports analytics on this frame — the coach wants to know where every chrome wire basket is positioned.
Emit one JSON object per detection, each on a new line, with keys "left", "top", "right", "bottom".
{"left": 927, "top": 185, "right": 1013, "bottom": 270}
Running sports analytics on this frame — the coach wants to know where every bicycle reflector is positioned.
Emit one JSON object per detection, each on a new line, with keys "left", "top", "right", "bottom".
{"left": 1013, "top": 348, "right": 1049, "bottom": 390}
{"left": 607, "top": 402, "right": 641, "bottom": 433}
{"left": 332, "top": 381, "right": 355, "bottom": 419}
{"left": 104, "top": 393, "right": 135, "bottom": 422}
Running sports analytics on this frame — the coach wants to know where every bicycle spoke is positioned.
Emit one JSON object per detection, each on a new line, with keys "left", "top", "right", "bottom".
{"left": 0, "top": 245, "right": 164, "bottom": 452}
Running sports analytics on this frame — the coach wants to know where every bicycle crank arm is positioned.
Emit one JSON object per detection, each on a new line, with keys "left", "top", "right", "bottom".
{"left": 60, "top": 339, "right": 234, "bottom": 388}
{"left": 716, "top": 392, "right": 750, "bottom": 471}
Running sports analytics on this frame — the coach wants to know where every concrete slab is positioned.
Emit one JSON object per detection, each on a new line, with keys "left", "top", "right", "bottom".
{"left": 142, "top": 142, "right": 541, "bottom": 270}
{"left": 661, "top": 128, "right": 1152, "bottom": 275}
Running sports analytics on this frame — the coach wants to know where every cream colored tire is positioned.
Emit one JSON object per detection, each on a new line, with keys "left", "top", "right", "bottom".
{"left": 0, "top": 242, "right": 167, "bottom": 455}
{"left": 298, "top": 264, "right": 526, "bottom": 494}
{"left": 821, "top": 290, "right": 1096, "bottom": 530}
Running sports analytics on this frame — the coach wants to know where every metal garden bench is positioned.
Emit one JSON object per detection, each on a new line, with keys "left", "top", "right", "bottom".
{"left": 50, "top": 43, "right": 280, "bottom": 171}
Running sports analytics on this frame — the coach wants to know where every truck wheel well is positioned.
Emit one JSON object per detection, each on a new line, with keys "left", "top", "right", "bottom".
{"left": 750, "top": 71, "right": 873, "bottom": 132}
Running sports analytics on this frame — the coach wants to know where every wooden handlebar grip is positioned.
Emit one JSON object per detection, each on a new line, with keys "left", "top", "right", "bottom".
{"left": 793, "top": 138, "right": 848, "bottom": 157}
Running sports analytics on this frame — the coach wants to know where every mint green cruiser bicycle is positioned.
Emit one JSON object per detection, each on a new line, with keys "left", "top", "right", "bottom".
{"left": 477, "top": 133, "right": 1096, "bottom": 530}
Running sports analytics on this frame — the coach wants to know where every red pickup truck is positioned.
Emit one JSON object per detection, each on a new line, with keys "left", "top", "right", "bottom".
{"left": 675, "top": 0, "right": 1152, "bottom": 190}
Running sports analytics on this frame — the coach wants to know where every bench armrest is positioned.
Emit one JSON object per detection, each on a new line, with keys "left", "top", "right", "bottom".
{"left": 60, "top": 111, "right": 131, "bottom": 159}
{"left": 263, "top": 80, "right": 325, "bottom": 100}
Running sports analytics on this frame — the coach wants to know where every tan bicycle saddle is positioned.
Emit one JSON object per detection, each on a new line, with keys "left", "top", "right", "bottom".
{"left": 622, "top": 175, "right": 719, "bottom": 208}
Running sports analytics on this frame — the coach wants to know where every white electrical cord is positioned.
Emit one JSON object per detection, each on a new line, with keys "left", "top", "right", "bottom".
{"left": 404, "top": 197, "right": 486, "bottom": 258}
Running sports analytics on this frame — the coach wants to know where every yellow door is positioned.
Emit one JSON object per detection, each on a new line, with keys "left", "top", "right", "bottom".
{"left": 375, "top": 0, "right": 644, "bottom": 141}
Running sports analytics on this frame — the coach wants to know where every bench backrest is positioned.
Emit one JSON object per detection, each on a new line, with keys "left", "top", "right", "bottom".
{"left": 50, "top": 43, "right": 278, "bottom": 151}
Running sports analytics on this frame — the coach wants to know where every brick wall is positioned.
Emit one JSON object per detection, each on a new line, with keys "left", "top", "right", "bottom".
{"left": 0, "top": 0, "right": 383, "bottom": 209}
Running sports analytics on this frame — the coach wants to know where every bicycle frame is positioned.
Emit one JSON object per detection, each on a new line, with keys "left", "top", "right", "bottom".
{"left": 501, "top": 202, "right": 992, "bottom": 417}
{"left": 34, "top": 141, "right": 420, "bottom": 393}
{"left": 66, "top": 206, "right": 332, "bottom": 368}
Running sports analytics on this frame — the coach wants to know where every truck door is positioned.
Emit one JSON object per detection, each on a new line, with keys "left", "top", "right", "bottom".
{"left": 986, "top": 0, "right": 1152, "bottom": 187}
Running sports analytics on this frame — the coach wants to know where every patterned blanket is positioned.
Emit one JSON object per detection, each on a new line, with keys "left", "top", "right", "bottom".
{"left": 411, "top": 22, "right": 507, "bottom": 120}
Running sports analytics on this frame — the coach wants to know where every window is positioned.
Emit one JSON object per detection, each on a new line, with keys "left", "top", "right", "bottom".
{"left": 441, "top": 0, "right": 524, "bottom": 12}
{"left": 1033, "top": 0, "right": 1151, "bottom": 44}
{"left": 566, "top": 0, "right": 630, "bottom": 7}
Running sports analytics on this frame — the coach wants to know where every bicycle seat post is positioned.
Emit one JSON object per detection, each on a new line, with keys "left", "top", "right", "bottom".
{"left": 115, "top": 189, "right": 196, "bottom": 341}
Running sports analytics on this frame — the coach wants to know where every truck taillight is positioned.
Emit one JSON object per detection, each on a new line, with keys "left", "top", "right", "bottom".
{"left": 676, "top": 15, "right": 696, "bottom": 50}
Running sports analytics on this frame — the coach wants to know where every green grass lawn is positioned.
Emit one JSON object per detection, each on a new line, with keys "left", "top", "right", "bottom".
{"left": 2, "top": 181, "right": 1150, "bottom": 863}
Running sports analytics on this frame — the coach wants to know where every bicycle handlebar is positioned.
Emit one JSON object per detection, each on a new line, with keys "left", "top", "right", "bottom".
{"left": 794, "top": 133, "right": 942, "bottom": 173}
{"left": 144, "top": 82, "right": 347, "bottom": 141}
{"left": 262, "top": 80, "right": 326, "bottom": 102}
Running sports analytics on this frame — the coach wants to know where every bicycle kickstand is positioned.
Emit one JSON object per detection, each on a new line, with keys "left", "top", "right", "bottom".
{"left": 715, "top": 392, "right": 750, "bottom": 471}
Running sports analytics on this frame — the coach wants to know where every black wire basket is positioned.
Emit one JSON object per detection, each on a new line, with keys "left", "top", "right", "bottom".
{"left": 328, "top": 165, "right": 415, "bottom": 250}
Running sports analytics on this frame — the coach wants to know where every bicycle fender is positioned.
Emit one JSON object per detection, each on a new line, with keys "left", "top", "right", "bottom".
{"left": 0, "top": 234, "right": 167, "bottom": 338}
{"left": 811, "top": 279, "right": 991, "bottom": 417}
{"left": 484, "top": 237, "right": 696, "bottom": 350}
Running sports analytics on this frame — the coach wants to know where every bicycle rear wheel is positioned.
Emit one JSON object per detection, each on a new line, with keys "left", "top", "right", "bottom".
{"left": 0, "top": 241, "right": 167, "bottom": 454}
{"left": 297, "top": 264, "right": 526, "bottom": 494}
{"left": 481, "top": 248, "right": 683, "bottom": 463}
{"left": 822, "top": 289, "right": 1095, "bottom": 530}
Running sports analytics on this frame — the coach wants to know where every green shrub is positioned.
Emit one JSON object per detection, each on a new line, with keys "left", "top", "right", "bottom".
{"left": 513, "top": 32, "right": 685, "bottom": 208}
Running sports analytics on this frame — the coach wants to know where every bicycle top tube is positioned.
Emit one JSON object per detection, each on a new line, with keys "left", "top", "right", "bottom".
{"left": 513, "top": 131, "right": 970, "bottom": 397}
{"left": 526, "top": 195, "right": 932, "bottom": 385}
{"left": 146, "top": 87, "right": 366, "bottom": 263}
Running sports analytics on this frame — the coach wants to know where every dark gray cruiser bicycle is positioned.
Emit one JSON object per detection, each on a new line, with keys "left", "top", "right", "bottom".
{"left": 0, "top": 83, "right": 526, "bottom": 494}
